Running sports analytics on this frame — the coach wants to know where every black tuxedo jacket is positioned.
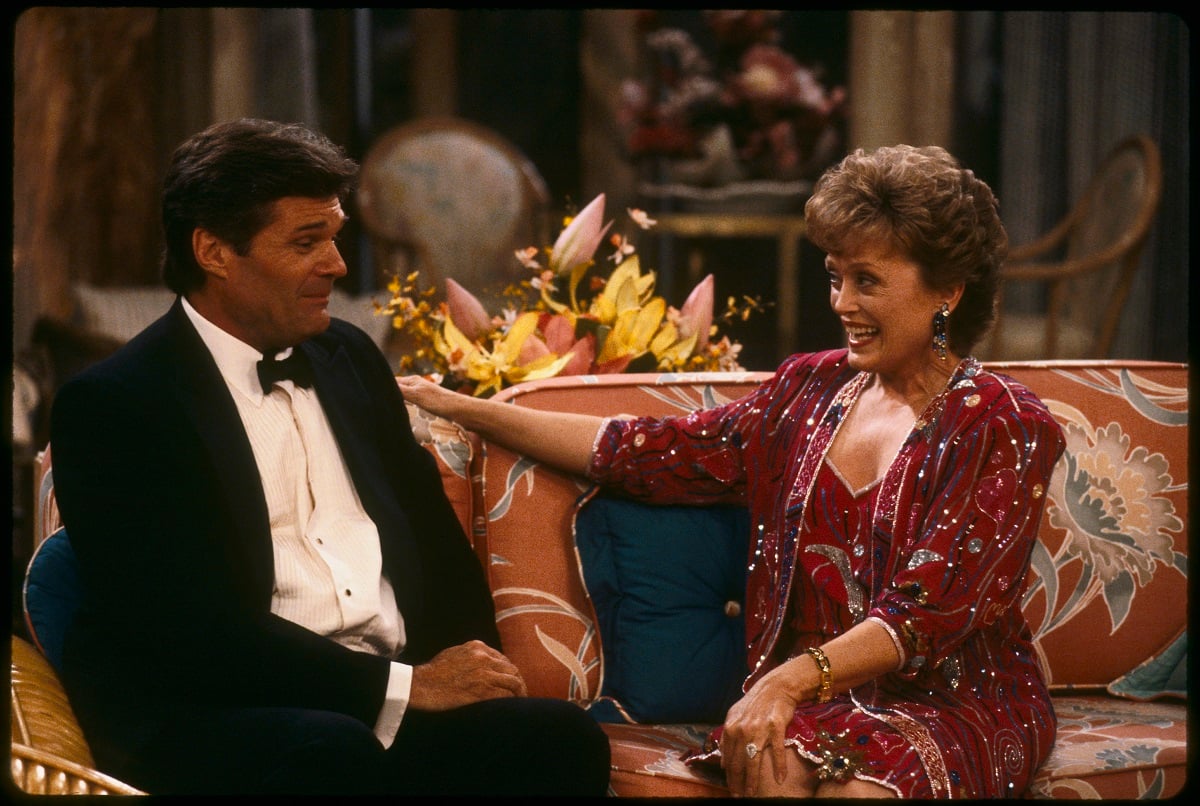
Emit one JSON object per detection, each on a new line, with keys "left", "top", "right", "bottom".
{"left": 49, "top": 300, "right": 500, "bottom": 761}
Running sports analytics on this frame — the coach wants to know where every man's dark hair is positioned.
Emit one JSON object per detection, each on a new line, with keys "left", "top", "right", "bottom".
{"left": 160, "top": 118, "right": 359, "bottom": 294}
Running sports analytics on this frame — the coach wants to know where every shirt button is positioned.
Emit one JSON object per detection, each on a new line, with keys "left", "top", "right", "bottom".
{"left": 344, "top": 589, "right": 352, "bottom": 597}
{"left": 633, "top": 433, "right": 646, "bottom": 447}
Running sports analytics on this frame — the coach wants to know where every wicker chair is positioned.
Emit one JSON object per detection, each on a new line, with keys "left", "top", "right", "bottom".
{"left": 980, "top": 134, "right": 1162, "bottom": 360}
{"left": 10, "top": 635, "right": 144, "bottom": 795}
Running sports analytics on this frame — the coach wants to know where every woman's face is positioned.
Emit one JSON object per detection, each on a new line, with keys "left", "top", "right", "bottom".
{"left": 826, "top": 239, "right": 956, "bottom": 379}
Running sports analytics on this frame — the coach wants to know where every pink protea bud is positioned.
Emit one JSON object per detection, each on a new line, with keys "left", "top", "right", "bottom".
{"left": 540, "top": 313, "right": 577, "bottom": 354}
{"left": 560, "top": 333, "right": 596, "bottom": 376}
{"left": 549, "top": 193, "right": 612, "bottom": 277}
{"left": 517, "top": 333, "right": 551, "bottom": 366}
{"left": 445, "top": 278, "right": 492, "bottom": 342}
{"left": 678, "top": 273, "right": 714, "bottom": 350}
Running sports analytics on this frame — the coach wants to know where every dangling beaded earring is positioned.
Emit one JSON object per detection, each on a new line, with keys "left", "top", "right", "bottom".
{"left": 932, "top": 302, "right": 950, "bottom": 360}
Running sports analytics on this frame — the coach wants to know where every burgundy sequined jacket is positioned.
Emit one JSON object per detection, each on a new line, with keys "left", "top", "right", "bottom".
{"left": 588, "top": 349, "right": 1066, "bottom": 693}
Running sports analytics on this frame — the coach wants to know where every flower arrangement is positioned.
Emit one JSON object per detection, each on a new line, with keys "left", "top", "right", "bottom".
{"left": 375, "top": 193, "right": 766, "bottom": 397}
{"left": 619, "top": 10, "right": 846, "bottom": 185}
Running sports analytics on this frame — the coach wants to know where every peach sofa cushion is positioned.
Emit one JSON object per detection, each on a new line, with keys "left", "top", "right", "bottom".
{"left": 1026, "top": 695, "right": 1187, "bottom": 799}
{"left": 992, "top": 362, "right": 1189, "bottom": 690}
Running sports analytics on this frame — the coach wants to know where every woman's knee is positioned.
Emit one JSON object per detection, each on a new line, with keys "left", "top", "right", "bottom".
{"left": 752, "top": 749, "right": 896, "bottom": 798}
{"left": 816, "top": 777, "right": 898, "bottom": 798}
{"left": 754, "top": 749, "right": 819, "bottom": 797}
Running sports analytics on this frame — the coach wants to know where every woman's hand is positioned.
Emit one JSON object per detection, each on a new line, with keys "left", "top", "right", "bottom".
{"left": 719, "top": 660, "right": 807, "bottom": 797}
{"left": 397, "top": 373, "right": 603, "bottom": 475}
{"left": 397, "top": 374, "right": 459, "bottom": 418}
{"left": 719, "top": 625, "right": 901, "bottom": 796}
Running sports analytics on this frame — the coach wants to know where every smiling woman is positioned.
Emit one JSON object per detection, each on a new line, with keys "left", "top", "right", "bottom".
{"left": 400, "top": 143, "right": 1066, "bottom": 799}
{"left": 805, "top": 145, "right": 1005, "bottom": 363}
{"left": 824, "top": 243, "right": 962, "bottom": 389}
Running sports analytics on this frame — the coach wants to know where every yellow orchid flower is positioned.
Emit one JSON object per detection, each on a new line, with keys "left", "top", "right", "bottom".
{"left": 596, "top": 296, "right": 667, "bottom": 365}
{"left": 591, "top": 255, "right": 656, "bottom": 324}
{"left": 649, "top": 319, "right": 680, "bottom": 356}
{"left": 436, "top": 313, "right": 478, "bottom": 362}
{"left": 447, "top": 312, "right": 573, "bottom": 397}
{"left": 651, "top": 326, "right": 699, "bottom": 369}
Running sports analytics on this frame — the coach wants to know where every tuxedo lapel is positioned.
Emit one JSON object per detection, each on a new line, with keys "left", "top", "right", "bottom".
{"left": 300, "top": 340, "right": 387, "bottom": 497}
{"left": 164, "top": 304, "right": 275, "bottom": 585}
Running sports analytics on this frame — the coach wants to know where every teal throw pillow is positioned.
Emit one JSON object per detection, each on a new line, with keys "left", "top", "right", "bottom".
{"left": 22, "top": 527, "right": 82, "bottom": 673}
{"left": 1106, "top": 632, "right": 1187, "bottom": 701}
{"left": 573, "top": 494, "right": 749, "bottom": 724}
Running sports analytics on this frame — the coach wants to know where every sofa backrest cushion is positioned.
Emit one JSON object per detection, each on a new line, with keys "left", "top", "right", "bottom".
{"left": 32, "top": 445, "right": 59, "bottom": 550}
{"left": 990, "top": 362, "right": 1188, "bottom": 691}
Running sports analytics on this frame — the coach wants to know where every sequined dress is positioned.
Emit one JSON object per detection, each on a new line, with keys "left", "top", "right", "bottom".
{"left": 587, "top": 349, "right": 1066, "bottom": 798}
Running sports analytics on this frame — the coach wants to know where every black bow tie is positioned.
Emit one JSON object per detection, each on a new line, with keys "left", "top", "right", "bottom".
{"left": 257, "top": 350, "right": 314, "bottom": 394}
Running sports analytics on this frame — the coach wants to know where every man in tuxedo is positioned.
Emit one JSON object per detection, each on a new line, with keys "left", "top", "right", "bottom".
{"left": 49, "top": 118, "right": 610, "bottom": 795}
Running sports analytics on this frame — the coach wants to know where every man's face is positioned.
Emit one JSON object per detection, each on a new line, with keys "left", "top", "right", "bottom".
{"left": 207, "top": 196, "right": 348, "bottom": 354}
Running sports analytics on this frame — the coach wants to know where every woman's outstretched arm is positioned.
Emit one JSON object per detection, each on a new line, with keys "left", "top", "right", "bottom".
{"left": 397, "top": 375, "right": 604, "bottom": 476}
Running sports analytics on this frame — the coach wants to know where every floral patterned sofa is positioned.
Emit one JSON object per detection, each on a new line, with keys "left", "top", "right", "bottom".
{"left": 16, "top": 360, "right": 1187, "bottom": 798}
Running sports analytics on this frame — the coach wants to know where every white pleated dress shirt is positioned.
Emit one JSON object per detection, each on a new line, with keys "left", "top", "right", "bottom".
{"left": 182, "top": 299, "right": 411, "bottom": 747}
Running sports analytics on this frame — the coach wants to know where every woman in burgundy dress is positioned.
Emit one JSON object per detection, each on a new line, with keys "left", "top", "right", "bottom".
{"left": 400, "top": 144, "right": 1065, "bottom": 798}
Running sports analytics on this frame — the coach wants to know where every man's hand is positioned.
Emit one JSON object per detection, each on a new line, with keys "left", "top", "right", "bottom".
{"left": 409, "top": 640, "right": 528, "bottom": 711}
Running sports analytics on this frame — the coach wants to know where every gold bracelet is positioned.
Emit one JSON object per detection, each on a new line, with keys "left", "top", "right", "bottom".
{"left": 804, "top": 646, "right": 833, "bottom": 703}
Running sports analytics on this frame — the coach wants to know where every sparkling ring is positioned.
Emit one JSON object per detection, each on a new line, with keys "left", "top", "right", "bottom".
{"left": 745, "top": 742, "right": 760, "bottom": 760}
